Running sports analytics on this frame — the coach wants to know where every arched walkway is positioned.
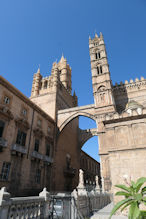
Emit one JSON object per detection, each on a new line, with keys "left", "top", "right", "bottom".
{"left": 58, "top": 110, "right": 96, "bottom": 132}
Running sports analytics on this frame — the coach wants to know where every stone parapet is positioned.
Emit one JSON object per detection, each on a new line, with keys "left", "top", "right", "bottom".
{"left": 113, "top": 77, "right": 146, "bottom": 94}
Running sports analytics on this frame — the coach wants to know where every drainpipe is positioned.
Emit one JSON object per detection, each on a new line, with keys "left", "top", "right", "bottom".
{"left": 27, "top": 109, "right": 35, "bottom": 158}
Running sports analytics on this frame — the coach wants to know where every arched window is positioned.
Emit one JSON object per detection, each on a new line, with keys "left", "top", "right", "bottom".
{"left": 97, "top": 66, "right": 99, "bottom": 75}
{"left": 98, "top": 52, "right": 101, "bottom": 59}
{"left": 96, "top": 52, "right": 101, "bottom": 59}
{"left": 44, "top": 81, "right": 48, "bottom": 89}
{"left": 100, "top": 66, "right": 102, "bottom": 74}
{"left": 46, "top": 143, "right": 50, "bottom": 156}
{"left": 98, "top": 85, "right": 105, "bottom": 92}
{"left": 95, "top": 53, "right": 98, "bottom": 60}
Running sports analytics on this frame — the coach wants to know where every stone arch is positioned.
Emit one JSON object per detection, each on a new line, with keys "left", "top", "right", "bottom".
{"left": 79, "top": 128, "right": 99, "bottom": 148}
{"left": 59, "top": 111, "right": 97, "bottom": 132}
{"left": 97, "top": 85, "right": 105, "bottom": 92}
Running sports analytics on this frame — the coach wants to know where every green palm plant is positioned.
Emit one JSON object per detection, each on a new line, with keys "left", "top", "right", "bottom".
{"left": 109, "top": 177, "right": 146, "bottom": 219}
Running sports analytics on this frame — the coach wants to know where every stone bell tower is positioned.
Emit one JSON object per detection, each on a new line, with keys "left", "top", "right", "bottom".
{"left": 30, "top": 55, "right": 77, "bottom": 120}
{"left": 89, "top": 33, "right": 115, "bottom": 112}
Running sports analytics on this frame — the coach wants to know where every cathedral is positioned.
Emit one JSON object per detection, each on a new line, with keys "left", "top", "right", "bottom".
{"left": 0, "top": 33, "right": 146, "bottom": 198}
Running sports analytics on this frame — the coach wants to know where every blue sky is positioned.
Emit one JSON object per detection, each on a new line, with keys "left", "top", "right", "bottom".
{"left": 0, "top": 0, "right": 146, "bottom": 161}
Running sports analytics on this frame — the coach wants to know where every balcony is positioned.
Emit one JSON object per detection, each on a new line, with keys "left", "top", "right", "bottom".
{"left": 0, "top": 138, "right": 7, "bottom": 151}
{"left": 31, "top": 151, "right": 43, "bottom": 160}
{"left": 11, "top": 144, "right": 27, "bottom": 155}
{"left": 43, "top": 155, "right": 53, "bottom": 163}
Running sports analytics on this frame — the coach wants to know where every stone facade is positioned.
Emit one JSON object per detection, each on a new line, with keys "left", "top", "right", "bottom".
{"left": 0, "top": 55, "right": 101, "bottom": 195}
{"left": 0, "top": 76, "right": 55, "bottom": 196}
{"left": 0, "top": 33, "right": 146, "bottom": 201}
{"left": 57, "top": 33, "right": 146, "bottom": 200}
{"left": 80, "top": 151, "right": 101, "bottom": 186}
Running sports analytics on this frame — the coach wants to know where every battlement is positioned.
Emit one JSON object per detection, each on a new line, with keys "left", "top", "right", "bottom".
{"left": 113, "top": 77, "right": 146, "bottom": 94}
{"left": 31, "top": 55, "right": 72, "bottom": 98}
{"left": 89, "top": 32, "right": 104, "bottom": 43}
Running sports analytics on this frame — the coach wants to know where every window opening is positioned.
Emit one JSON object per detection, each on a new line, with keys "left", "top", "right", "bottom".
{"left": 4, "top": 96, "right": 10, "bottom": 105}
{"left": 37, "top": 119, "right": 42, "bottom": 127}
{"left": 0, "top": 121, "right": 5, "bottom": 138}
{"left": 35, "top": 169, "right": 41, "bottom": 184}
{"left": 46, "top": 143, "right": 50, "bottom": 156}
{"left": 34, "top": 139, "right": 39, "bottom": 152}
{"left": 44, "top": 81, "right": 48, "bottom": 89}
{"left": 16, "top": 130, "right": 26, "bottom": 146}
{"left": 22, "top": 109, "right": 27, "bottom": 117}
{"left": 98, "top": 52, "right": 101, "bottom": 59}
{"left": 0, "top": 162, "right": 11, "bottom": 180}
{"left": 97, "top": 67, "right": 99, "bottom": 75}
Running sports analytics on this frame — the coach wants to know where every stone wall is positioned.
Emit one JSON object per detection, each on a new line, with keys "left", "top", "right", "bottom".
{"left": 53, "top": 118, "right": 80, "bottom": 191}
{"left": 0, "top": 76, "right": 54, "bottom": 196}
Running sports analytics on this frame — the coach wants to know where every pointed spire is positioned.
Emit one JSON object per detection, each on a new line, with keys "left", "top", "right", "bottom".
{"left": 37, "top": 67, "right": 40, "bottom": 74}
{"left": 95, "top": 33, "right": 98, "bottom": 38}
{"left": 89, "top": 35, "right": 91, "bottom": 40}
{"left": 100, "top": 32, "right": 103, "bottom": 39}
{"left": 73, "top": 90, "right": 76, "bottom": 97}
{"left": 60, "top": 53, "right": 67, "bottom": 63}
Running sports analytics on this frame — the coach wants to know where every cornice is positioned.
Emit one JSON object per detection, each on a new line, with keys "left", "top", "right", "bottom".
{"left": 0, "top": 76, "right": 55, "bottom": 124}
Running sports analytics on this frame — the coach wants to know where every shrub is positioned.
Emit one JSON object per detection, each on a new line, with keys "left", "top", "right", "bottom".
{"left": 109, "top": 177, "right": 146, "bottom": 219}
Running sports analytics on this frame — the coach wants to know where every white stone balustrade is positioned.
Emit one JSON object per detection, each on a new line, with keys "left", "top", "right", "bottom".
{"left": 0, "top": 187, "right": 50, "bottom": 219}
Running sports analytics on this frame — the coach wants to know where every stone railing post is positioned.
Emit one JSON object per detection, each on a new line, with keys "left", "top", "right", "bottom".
{"left": 101, "top": 176, "right": 105, "bottom": 193}
{"left": 77, "top": 169, "right": 87, "bottom": 196}
{"left": 95, "top": 175, "right": 100, "bottom": 194}
{"left": 0, "top": 187, "right": 11, "bottom": 218}
{"left": 39, "top": 187, "right": 50, "bottom": 219}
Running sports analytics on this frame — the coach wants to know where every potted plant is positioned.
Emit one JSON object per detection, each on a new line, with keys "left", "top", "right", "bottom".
{"left": 109, "top": 177, "right": 146, "bottom": 219}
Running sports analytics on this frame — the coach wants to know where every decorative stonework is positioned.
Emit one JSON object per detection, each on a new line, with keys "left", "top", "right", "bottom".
{"left": 15, "top": 117, "right": 30, "bottom": 130}
{"left": 0, "top": 104, "right": 13, "bottom": 120}
{"left": 33, "top": 127, "right": 44, "bottom": 138}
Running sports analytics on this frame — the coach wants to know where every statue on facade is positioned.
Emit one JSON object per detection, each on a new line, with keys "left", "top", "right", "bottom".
{"left": 77, "top": 169, "right": 87, "bottom": 196}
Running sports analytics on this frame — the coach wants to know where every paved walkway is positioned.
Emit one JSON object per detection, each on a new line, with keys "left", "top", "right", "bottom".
{"left": 90, "top": 202, "right": 128, "bottom": 219}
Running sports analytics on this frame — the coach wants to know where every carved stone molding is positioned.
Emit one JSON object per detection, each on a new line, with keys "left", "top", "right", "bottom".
{"left": 45, "top": 135, "right": 53, "bottom": 142}
{"left": 15, "top": 117, "right": 30, "bottom": 130}
{"left": 33, "top": 128, "right": 44, "bottom": 138}
{"left": 0, "top": 104, "right": 14, "bottom": 120}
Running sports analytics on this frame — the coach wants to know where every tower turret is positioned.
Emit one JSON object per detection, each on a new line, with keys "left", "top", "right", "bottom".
{"left": 31, "top": 68, "right": 42, "bottom": 97}
{"left": 58, "top": 55, "right": 72, "bottom": 94}
{"left": 52, "top": 62, "right": 59, "bottom": 88}
{"left": 89, "top": 33, "right": 115, "bottom": 110}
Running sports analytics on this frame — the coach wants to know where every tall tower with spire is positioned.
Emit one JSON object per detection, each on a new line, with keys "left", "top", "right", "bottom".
{"left": 30, "top": 55, "right": 77, "bottom": 120}
{"left": 89, "top": 33, "right": 115, "bottom": 111}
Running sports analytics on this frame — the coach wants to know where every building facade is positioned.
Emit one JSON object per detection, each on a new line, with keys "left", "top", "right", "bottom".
{"left": 0, "top": 33, "right": 146, "bottom": 199}
{"left": 0, "top": 76, "right": 55, "bottom": 196}
{"left": 0, "top": 55, "right": 101, "bottom": 195}
{"left": 80, "top": 151, "right": 101, "bottom": 187}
